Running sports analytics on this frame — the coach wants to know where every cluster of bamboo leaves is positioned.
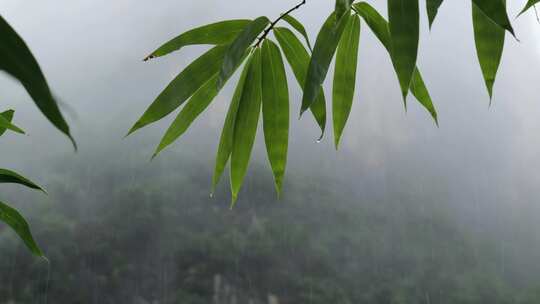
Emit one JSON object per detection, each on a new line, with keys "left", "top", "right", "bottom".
{"left": 131, "top": 0, "right": 533, "bottom": 203}
{"left": 0, "top": 15, "right": 75, "bottom": 257}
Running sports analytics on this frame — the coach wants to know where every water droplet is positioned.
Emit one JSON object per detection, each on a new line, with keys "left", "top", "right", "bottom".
{"left": 209, "top": 192, "right": 214, "bottom": 198}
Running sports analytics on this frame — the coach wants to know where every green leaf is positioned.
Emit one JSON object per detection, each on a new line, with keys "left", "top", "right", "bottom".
{"left": 261, "top": 40, "right": 289, "bottom": 195}
{"left": 230, "top": 48, "right": 263, "bottom": 204}
{"left": 0, "top": 16, "right": 74, "bottom": 148}
{"left": 473, "top": 1, "right": 505, "bottom": 99}
{"left": 388, "top": 0, "right": 420, "bottom": 100}
{"left": 335, "top": 0, "right": 353, "bottom": 19}
{"left": 0, "top": 168, "right": 46, "bottom": 193}
{"left": 354, "top": 2, "right": 438, "bottom": 124}
{"left": 472, "top": 0, "right": 514, "bottom": 35}
{"left": 301, "top": 12, "right": 350, "bottom": 114}
{"left": 273, "top": 27, "right": 327, "bottom": 139}
{"left": 518, "top": 0, "right": 540, "bottom": 16}
{"left": 0, "top": 110, "right": 24, "bottom": 135}
{"left": 128, "top": 45, "right": 228, "bottom": 135}
{"left": 0, "top": 200, "right": 43, "bottom": 257}
{"left": 427, "top": 0, "right": 444, "bottom": 28}
{"left": 282, "top": 15, "right": 312, "bottom": 51}
{"left": 212, "top": 55, "right": 253, "bottom": 193}
{"left": 333, "top": 15, "right": 360, "bottom": 149}
{"left": 143, "top": 19, "right": 251, "bottom": 61}
{"left": 218, "top": 17, "right": 269, "bottom": 88}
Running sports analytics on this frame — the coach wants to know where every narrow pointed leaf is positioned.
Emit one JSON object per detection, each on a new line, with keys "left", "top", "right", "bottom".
{"left": 518, "top": 0, "right": 540, "bottom": 16}
{"left": 144, "top": 20, "right": 251, "bottom": 60}
{"left": 212, "top": 55, "right": 253, "bottom": 192}
{"left": 388, "top": 0, "right": 420, "bottom": 100}
{"left": 129, "top": 45, "right": 228, "bottom": 135}
{"left": 230, "top": 48, "right": 263, "bottom": 203}
{"left": 0, "top": 16, "right": 74, "bottom": 147}
{"left": 427, "top": 0, "right": 444, "bottom": 28}
{"left": 274, "top": 27, "right": 327, "bottom": 138}
{"left": 0, "top": 110, "right": 24, "bottom": 135}
{"left": 0, "top": 201, "right": 43, "bottom": 257}
{"left": 0, "top": 168, "right": 45, "bottom": 193}
{"left": 218, "top": 17, "right": 269, "bottom": 88}
{"left": 473, "top": 2, "right": 505, "bottom": 99}
{"left": 335, "top": 0, "right": 353, "bottom": 19}
{"left": 261, "top": 40, "right": 289, "bottom": 195}
{"left": 302, "top": 12, "right": 350, "bottom": 114}
{"left": 472, "top": 0, "right": 514, "bottom": 35}
{"left": 282, "top": 15, "right": 312, "bottom": 51}
{"left": 354, "top": 2, "right": 438, "bottom": 123}
{"left": 333, "top": 15, "right": 360, "bottom": 149}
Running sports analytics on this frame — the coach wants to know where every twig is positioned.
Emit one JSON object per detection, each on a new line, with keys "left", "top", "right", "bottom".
{"left": 254, "top": 0, "right": 307, "bottom": 47}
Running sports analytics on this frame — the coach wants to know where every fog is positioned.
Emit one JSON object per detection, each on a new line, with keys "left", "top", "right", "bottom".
{"left": 1, "top": 0, "right": 540, "bottom": 303}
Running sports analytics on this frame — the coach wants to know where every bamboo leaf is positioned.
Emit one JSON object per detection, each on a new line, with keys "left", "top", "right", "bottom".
{"left": 335, "top": 0, "right": 353, "bottom": 19}
{"left": 472, "top": 0, "right": 514, "bottom": 35}
{"left": 144, "top": 20, "right": 251, "bottom": 61}
{"left": 427, "top": 0, "right": 444, "bottom": 28}
{"left": 261, "top": 40, "right": 289, "bottom": 195}
{"left": 388, "top": 0, "right": 420, "bottom": 100}
{"left": 0, "top": 16, "right": 74, "bottom": 147}
{"left": 282, "top": 15, "right": 312, "bottom": 51}
{"left": 473, "top": 1, "right": 505, "bottom": 99}
{"left": 0, "top": 110, "right": 24, "bottom": 135}
{"left": 518, "top": 0, "right": 540, "bottom": 16}
{"left": 212, "top": 55, "right": 253, "bottom": 193}
{"left": 0, "top": 200, "right": 43, "bottom": 257}
{"left": 128, "top": 45, "right": 228, "bottom": 135}
{"left": 274, "top": 27, "right": 327, "bottom": 139}
{"left": 0, "top": 168, "right": 46, "bottom": 193}
{"left": 230, "top": 48, "right": 263, "bottom": 204}
{"left": 301, "top": 12, "right": 350, "bottom": 114}
{"left": 410, "top": 69, "right": 438, "bottom": 124}
{"left": 333, "top": 15, "right": 360, "bottom": 149}
{"left": 218, "top": 17, "right": 269, "bottom": 88}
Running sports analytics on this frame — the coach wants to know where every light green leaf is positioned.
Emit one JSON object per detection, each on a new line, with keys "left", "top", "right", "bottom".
{"left": 212, "top": 55, "right": 253, "bottom": 193}
{"left": 0, "top": 110, "right": 24, "bottom": 135}
{"left": 472, "top": 0, "right": 514, "bottom": 35}
{"left": 427, "top": 0, "right": 444, "bottom": 28}
{"left": 273, "top": 27, "right": 327, "bottom": 139}
{"left": 473, "top": 1, "right": 505, "bottom": 99}
{"left": 128, "top": 45, "right": 228, "bottom": 135}
{"left": 282, "top": 15, "right": 312, "bottom": 51}
{"left": 518, "top": 0, "right": 540, "bottom": 16}
{"left": 301, "top": 12, "right": 350, "bottom": 114}
{"left": 261, "top": 40, "right": 289, "bottom": 195}
{"left": 230, "top": 48, "right": 263, "bottom": 204}
{"left": 354, "top": 2, "right": 438, "bottom": 124}
{"left": 388, "top": 0, "right": 420, "bottom": 100}
{"left": 218, "top": 17, "right": 269, "bottom": 88}
{"left": 143, "top": 19, "right": 251, "bottom": 60}
{"left": 0, "top": 16, "right": 74, "bottom": 148}
{"left": 333, "top": 15, "right": 360, "bottom": 149}
{"left": 0, "top": 200, "right": 43, "bottom": 257}
{"left": 0, "top": 168, "right": 46, "bottom": 193}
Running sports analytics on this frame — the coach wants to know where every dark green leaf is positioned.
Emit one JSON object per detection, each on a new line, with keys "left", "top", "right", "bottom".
{"left": 473, "top": 1, "right": 505, "bottom": 99}
{"left": 0, "top": 16, "right": 74, "bottom": 148}
{"left": 0, "top": 110, "right": 24, "bottom": 135}
{"left": 333, "top": 15, "right": 360, "bottom": 149}
{"left": 388, "top": 0, "right": 420, "bottom": 100}
{"left": 301, "top": 12, "right": 350, "bottom": 114}
{"left": 0, "top": 200, "right": 43, "bottom": 257}
{"left": 335, "top": 0, "right": 353, "bottom": 19}
{"left": 518, "top": 0, "right": 540, "bottom": 16}
{"left": 282, "top": 15, "right": 312, "bottom": 51}
{"left": 230, "top": 48, "right": 262, "bottom": 204}
{"left": 0, "top": 168, "right": 45, "bottom": 193}
{"left": 261, "top": 40, "right": 289, "bottom": 195}
{"left": 144, "top": 20, "right": 251, "bottom": 60}
{"left": 212, "top": 55, "right": 253, "bottom": 193}
{"left": 410, "top": 69, "right": 438, "bottom": 124}
{"left": 128, "top": 45, "right": 228, "bottom": 135}
{"left": 274, "top": 27, "right": 327, "bottom": 139}
{"left": 472, "top": 0, "right": 514, "bottom": 35}
{"left": 218, "top": 17, "right": 269, "bottom": 88}
{"left": 427, "top": 0, "right": 444, "bottom": 28}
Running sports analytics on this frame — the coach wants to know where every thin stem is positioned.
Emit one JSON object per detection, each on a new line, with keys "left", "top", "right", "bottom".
{"left": 254, "top": 0, "right": 307, "bottom": 47}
